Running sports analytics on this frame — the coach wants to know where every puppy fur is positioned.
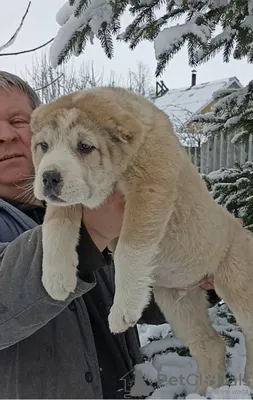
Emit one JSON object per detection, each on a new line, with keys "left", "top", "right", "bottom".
{"left": 30, "top": 86, "right": 253, "bottom": 394}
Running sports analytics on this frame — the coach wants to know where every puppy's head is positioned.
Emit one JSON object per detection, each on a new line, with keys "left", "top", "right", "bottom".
{"left": 30, "top": 91, "right": 144, "bottom": 208}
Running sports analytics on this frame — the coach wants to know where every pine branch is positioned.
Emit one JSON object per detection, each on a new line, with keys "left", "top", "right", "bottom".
{"left": 202, "top": 161, "right": 253, "bottom": 231}
{"left": 97, "top": 22, "right": 114, "bottom": 58}
{"left": 194, "top": 79, "right": 253, "bottom": 142}
{"left": 221, "top": 331, "right": 240, "bottom": 347}
{"left": 73, "top": 0, "right": 89, "bottom": 17}
{"left": 51, "top": 0, "right": 253, "bottom": 90}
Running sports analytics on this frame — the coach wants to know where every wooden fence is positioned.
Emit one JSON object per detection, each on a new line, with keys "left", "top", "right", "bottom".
{"left": 185, "top": 133, "right": 253, "bottom": 174}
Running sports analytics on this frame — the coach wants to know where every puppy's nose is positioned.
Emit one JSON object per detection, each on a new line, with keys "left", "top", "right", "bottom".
{"left": 42, "top": 170, "right": 62, "bottom": 189}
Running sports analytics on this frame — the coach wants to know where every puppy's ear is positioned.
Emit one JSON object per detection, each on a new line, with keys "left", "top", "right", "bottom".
{"left": 30, "top": 105, "right": 46, "bottom": 134}
{"left": 103, "top": 108, "right": 144, "bottom": 145}
{"left": 30, "top": 94, "right": 75, "bottom": 134}
{"left": 74, "top": 92, "right": 144, "bottom": 145}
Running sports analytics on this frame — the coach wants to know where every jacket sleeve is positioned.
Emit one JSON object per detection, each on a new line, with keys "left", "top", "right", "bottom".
{"left": 0, "top": 220, "right": 106, "bottom": 350}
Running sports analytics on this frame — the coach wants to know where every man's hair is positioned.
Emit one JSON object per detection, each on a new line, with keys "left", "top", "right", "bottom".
{"left": 0, "top": 70, "right": 41, "bottom": 110}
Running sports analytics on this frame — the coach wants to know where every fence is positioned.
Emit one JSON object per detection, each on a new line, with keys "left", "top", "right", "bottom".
{"left": 185, "top": 133, "right": 253, "bottom": 174}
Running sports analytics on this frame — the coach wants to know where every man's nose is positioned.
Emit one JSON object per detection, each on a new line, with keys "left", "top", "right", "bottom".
{"left": 0, "top": 121, "right": 19, "bottom": 143}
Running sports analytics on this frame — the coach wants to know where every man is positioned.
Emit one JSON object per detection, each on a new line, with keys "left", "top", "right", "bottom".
{"left": 0, "top": 71, "right": 219, "bottom": 399}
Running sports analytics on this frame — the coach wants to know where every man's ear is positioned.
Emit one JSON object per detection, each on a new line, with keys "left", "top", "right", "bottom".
{"left": 74, "top": 92, "right": 144, "bottom": 145}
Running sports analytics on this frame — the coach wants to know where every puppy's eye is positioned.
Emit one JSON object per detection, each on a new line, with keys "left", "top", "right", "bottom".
{"left": 77, "top": 142, "right": 95, "bottom": 154}
{"left": 38, "top": 142, "right": 49, "bottom": 152}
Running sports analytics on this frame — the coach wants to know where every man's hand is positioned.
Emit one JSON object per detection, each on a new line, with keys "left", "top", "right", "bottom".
{"left": 82, "top": 191, "right": 125, "bottom": 252}
{"left": 199, "top": 275, "right": 215, "bottom": 290}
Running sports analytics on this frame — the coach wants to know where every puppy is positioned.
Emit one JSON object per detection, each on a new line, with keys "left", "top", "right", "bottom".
{"left": 30, "top": 87, "right": 253, "bottom": 394}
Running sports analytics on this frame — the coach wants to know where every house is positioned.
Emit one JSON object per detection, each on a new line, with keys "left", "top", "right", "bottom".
{"left": 153, "top": 72, "right": 243, "bottom": 172}
{"left": 153, "top": 71, "right": 243, "bottom": 143}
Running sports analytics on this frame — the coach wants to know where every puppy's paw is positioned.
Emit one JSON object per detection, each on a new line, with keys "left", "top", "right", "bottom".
{"left": 108, "top": 302, "right": 141, "bottom": 334}
{"left": 42, "top": 251, "right": 78, "bottom": 301}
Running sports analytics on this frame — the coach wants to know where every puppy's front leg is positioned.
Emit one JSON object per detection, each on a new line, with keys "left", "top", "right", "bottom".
{"left": 42, "top": 204, "right": 82, "bottom": 301}
{"left": 108, "top": 189, "right": 175, "bottom": 334}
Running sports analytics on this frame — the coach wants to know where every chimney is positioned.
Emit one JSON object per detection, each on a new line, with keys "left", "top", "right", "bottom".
{"left": 191, "top": 69, "right": 197, "bottom": 87}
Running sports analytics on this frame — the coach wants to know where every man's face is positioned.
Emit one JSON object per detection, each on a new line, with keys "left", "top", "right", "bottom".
{"left": 0, "top": 86, "right": 33, "bottom": 200}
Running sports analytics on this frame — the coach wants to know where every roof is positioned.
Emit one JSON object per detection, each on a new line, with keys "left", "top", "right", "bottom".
{"left": 154, "top": 76, "right": 243, "bottom": 129}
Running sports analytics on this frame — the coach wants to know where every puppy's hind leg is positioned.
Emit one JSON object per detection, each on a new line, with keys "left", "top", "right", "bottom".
{"left": 214, "top": 249, "right": 253, "bottom": 389}
{"left": 153, "top": 286, "right": 226, "bottom": 395}
{"left": 42, "top": 204, "right": 82, "bottom": 301}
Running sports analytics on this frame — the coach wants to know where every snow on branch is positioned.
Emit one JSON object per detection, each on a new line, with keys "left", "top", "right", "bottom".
{"left": 49, "top": 0, "right": 114, "bottom": 68}
{"left": 50, "top": 0, "right": 253, "bottom": 77}
{"left": 154, "top": 15, "right": 212, "bottom": 60}
{"left": 194, "top": 79, "right": 253, "bottom": 143}
{"left": 203, "top": 161, "right": 253, "bottom": 231}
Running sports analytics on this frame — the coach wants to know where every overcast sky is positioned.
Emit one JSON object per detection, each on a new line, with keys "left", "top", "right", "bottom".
{"left": 1, "top": 0, "right": 252, "bottom": 91}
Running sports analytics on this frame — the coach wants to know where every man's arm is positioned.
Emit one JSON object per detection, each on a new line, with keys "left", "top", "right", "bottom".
{"left": 0, "top": 221, "right": 106, "bottom": 350}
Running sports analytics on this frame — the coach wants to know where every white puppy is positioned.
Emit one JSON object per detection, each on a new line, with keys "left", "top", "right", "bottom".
{"left": 30, "top": 86, "right": 253, "bottom": 394}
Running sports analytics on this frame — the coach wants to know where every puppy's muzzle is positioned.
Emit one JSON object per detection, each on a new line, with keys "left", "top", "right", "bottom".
{"left": 42, "top": 170, "right": 63, "bottom": 197}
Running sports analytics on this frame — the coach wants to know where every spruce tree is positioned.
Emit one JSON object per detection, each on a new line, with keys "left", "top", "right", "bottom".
{"left": 139, "top": 302, "right": 241, "bottom": 398}
{"left": 50, "top": 0, "right": 253, "bottom": 142}
{"left": 193, "top": 79, "right": 253, "bottom": 143}
{"left": 52, "top": 0, "right": 253, "bottom": 77}
{"left": 202, "top": 161, "right": 253, "bottom": 231}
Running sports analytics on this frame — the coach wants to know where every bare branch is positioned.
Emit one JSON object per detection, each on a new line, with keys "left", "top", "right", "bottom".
{"left": 0, "top": 1, "right": 31, "bottom": 53}
{"left": 0, "top": 37, "right": 54, "bottom": 57}
{"left": 23, "top": 53, "right": 155, "bottom": 105}
{"left": 35, "top": 73, "right": 64, "bottom": 91}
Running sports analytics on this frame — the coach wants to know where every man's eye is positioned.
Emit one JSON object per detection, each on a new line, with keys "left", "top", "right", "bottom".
{"left": 11, "top": 119, "right": 28, "bottom": 126}
{"left": 38, "top": 142, "right": 49, "bottom": 152}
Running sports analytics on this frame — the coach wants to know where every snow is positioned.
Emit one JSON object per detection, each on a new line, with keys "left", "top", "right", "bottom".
{"left": 141, "top": 335, "right": 186, "bottom": 359}
{"left": 50, "top": 0, "right": 253, "bottom": 74}
{"left": 174, "top": 0, "right": 184, "bottom": 6}
{"left": 133, "top": 304, "right": 252, "bottom": 399}
{"left": 55, "top": 1, "right": 73, "bottom": 26}
{"left": 134, "top": 363, "right": 159, "bottom": 383}
{"left": 198, "top": 78, "right": 253, "bottom": 140}
{"left": 50, "top": 0, "right": 114, "bottom": 68}
{"left": 196, "top": 27, "right": 237, "bottom": 60}
{"left": 138, "top": 323, "right": 171, "bottom": 347}
{"left": 230, "top": 131, "right": 245, "bottom": 144}
{"left": 139, "top": 0, "right": 155, "bottom": 4}
{"left": 224, "top": 116, "right": 242, "bottom": 129}
{"left": 242, "top": 0, "right": 253, "bottom": 28}
{"left": 249, "top": 0, "right": 253, "bottom": 14}
{"left": 209, "top": 0, "right": 230, "bottom": 8}
{"left": 154, "top": 77, "right": 241, "bottom": 129}
{"left": 203, "top": 123, "right": 220, "bottom": 135}
{"left": 154, "top": 17, "right": 211, "bottom": 60}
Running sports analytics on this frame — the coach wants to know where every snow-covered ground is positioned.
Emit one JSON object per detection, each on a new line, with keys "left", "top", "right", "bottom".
{"left": 132, "top": 303, "right": 253, "bottom": 399}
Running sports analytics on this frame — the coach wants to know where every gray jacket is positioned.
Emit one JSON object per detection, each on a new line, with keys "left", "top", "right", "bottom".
{"left": 0, "top": 198, "right": 219, "bottom": 399}
{"left": 0, "top": 199, "right": 165, "bottom": 399}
